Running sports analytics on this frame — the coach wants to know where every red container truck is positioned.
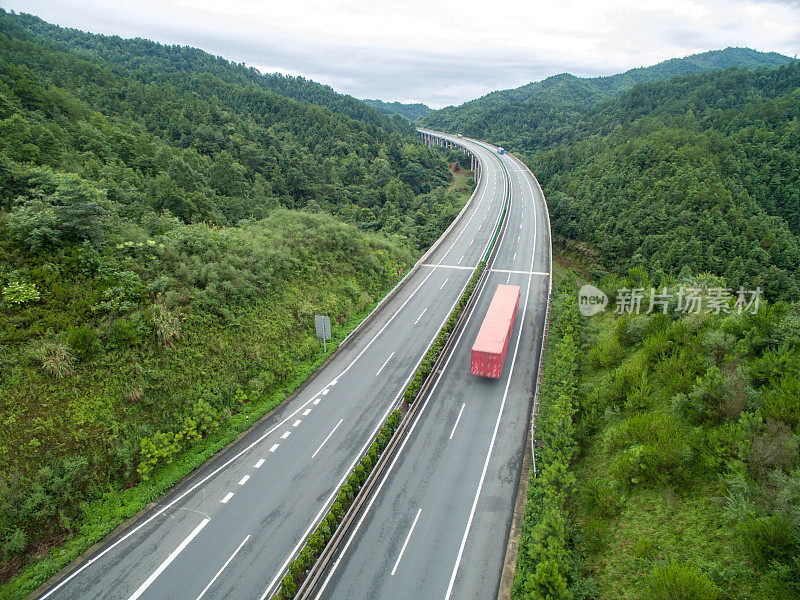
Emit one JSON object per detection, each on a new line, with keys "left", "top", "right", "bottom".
{"left": 471, "top": 284, "right": 521, "bottom": 378}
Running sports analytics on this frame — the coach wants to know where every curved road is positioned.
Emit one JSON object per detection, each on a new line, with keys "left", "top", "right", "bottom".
{"left": 32, "top": 133, "right": 519, "bottom": 600}
{"left": 310, "top": 131, "right": 552, "bottom": 600}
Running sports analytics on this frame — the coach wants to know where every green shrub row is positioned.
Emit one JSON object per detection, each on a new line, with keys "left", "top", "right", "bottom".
{"left": 512, "top": 276, "right": 582, "bottom": 600}
{"left": 271, "top": 258, "right": 491, "bottom": 599}
{"left": 272, "top": 409, "right": 403, "bottom": 599}
{"left": 403, "top": 261, "right": 485, "bottom": 405}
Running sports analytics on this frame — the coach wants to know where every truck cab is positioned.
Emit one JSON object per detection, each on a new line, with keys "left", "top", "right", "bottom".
{"left": 497, "top": 147, "right": 505, "bottom": 154}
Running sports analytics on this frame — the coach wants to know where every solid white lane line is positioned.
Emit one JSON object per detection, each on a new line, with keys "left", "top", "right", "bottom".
{"left": 414, "top": 308, "right": 428, "bottom": 325}
{"left": 238, "top": 475, "right": 250, "bottom": 486}
{"left": 128, "top": 518, "right": 210, "bottom": 600}
{"left": 293, "top": 420, "right": 302, "bottom": 427}
{"left": 376, "top": 352, "right": 395, "bottom": 377}
{"left": 492, "top": 269, "right": 550, "bottom": 276}
{"left": 444, "top": 150, "right": 540, "bottom": 600}
{"left": 312, "top": 419, "right": 344, "bottom": 459}
{"left": 269, "top": 444, "right": 279, "bottom": 453}
{"left": 449, "top": 404, "right": 466, "bottom": 440}
{"left": 436, "top": 158, "right": 497, "bottom": 264}
{"left": 313, "top": 398, "right": 321, "bottom": 405}
{"left": 440, "top": 277, "right": 450, "bottom": 289}
{"left": 263, "top": 143, "right": 508, "bottom": 600}
{"left": 281, "top": 431, "right": 291, "bottom": 439}
{"left": 303, "top": 409, "right": 312, "bottom": 416}
{"left": 254, "top": 459, "right": 265, "bottom": 469}
{"left": 313, "top": 196, "right": 514, "bottom": 598}
{"left": 220, "top": 492, "right": 234, "bottom": 504}
{"left": 194, "top": 535, "right": 251, "bottom": 600}
{"left": 391, "top": 508, "right": 422, "bottom": 576}
{"left": 273, "top": 267, "right": 481, "bottom": 600}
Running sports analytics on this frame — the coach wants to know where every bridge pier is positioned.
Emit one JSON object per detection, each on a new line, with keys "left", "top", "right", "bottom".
{"left": 418, "top": 130, "right": 481, "bottom": 184}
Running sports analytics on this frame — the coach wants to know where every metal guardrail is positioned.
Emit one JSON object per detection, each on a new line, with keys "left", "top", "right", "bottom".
{"left": 292, "top": 134, "right": 512, "bottom": 600}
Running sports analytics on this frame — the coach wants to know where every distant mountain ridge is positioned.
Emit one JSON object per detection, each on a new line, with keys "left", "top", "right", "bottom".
{"left": 362, "top": 98, "right": 432, "bottom": 121}
{"left": 5, "top": 11, "right": 410, "bottom": 133}
{"left": 422, "top": 47, "right": 794, "bottom": 130}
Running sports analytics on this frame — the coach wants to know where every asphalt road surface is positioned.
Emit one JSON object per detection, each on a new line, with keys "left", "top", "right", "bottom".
{"left": 32, "top": 132, "right": 517, "bottom": 600}
{"left": 310, "top": 136, "right": 551, "bottom": 600}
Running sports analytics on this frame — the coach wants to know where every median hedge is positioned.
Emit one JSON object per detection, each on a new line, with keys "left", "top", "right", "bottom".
{"left": 403, "top": 261, "right": 485, "bottom": 405}
{"left": 273, "top": 261, "right": 488, "bottom": 599}
{"left": 270, "top": 155, "right": 510, "bottom": 598}
{"left": 272, "top": 408, "right": 403, "bottom": 599}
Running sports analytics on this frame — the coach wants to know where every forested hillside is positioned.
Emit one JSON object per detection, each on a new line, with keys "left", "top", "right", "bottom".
{"left": 6, "top": 11, "right": 406, "bottom": 132}
{"left": 0, "top": 9, "right": 461, "bottom": 241}
{"left": 514, "top": 274, "right": 800, "bottom": 600}
{"left": 362, "top": 98, "right": 432, "bottom": 121}
{"left": 536, "top": 64, "right": 800, "bottom": 301}
{"left": 428, "top": 62, "right": 800, "bottom": 300}
{"left": 0, "top": 10, "right": 472, "bottom": 595}
{"left": 422, "top": 47, "right": 792, "bottom": 133}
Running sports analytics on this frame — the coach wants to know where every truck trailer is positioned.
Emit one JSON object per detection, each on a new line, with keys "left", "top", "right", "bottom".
{"left": 471, "top": 284, "right": 521, "bottom": 378}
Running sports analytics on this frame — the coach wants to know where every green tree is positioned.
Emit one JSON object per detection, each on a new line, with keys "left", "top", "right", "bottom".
{"left": 8, "top": 170, "right": 112, "bottom": 252}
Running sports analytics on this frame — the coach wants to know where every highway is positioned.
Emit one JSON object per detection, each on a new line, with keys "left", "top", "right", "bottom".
{"left": 309, "top": 135, "right": 552, "bottom": 600}
{"left": 32, "top": 133, "right": 515, "bottom": 600}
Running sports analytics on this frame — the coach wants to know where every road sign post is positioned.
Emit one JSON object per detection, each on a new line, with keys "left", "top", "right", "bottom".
{"left": 315, "top": 315, "right": 331, "bottom": 352}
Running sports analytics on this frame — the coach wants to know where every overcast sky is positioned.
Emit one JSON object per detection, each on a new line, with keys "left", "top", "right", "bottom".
{"left": 5, "top": 0, "right": 800, "bottom": 107}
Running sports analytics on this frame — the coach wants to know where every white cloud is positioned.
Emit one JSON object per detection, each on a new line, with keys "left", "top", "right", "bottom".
{"left": 4, "top": 0, "right": 800, "bottom": 107}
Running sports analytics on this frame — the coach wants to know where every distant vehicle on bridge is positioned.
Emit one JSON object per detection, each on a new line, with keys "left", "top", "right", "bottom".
{"left": 471, "top": 284, "right": 520, "bottom": 378}
{"left": 497, "top": 147, "right": 505, "bottom": 154}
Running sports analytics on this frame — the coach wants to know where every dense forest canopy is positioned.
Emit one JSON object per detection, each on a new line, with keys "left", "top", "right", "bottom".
{"left": 362, "top": 98, "right": 432, "bottom": 121}
{"left": 514, "top": 275, "right": 800, "bottom": 600}
{"left": 426, "top": 61, "right": 800, "bottom": 300}
{"left": 5, "top": 11, "right": 409, "bottom": 133}
{"left": 423, "top": 47, "right": 792, "bottom": 129}
{"left": 0, "top": 9, "right": 470, "bottom": 247}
